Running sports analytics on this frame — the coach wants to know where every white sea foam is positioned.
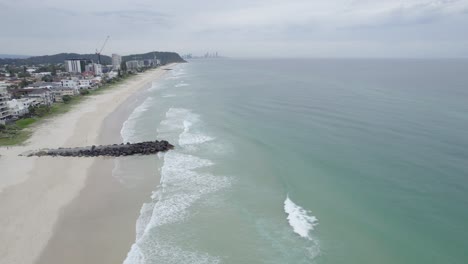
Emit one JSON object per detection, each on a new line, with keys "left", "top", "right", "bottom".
{"left": 125, "top": 240, "right": 221, "bottom": 264}
{"left": 179, "top": 120, "right": 214, "bottom": 146}
{"left": 121, "top": 97, "right": 154, "bottom": 142}
{"left": 166, "top": 76, "right": 182, "bottom": 80}
{"left": 124, "top": 152, "right": 230, "bottom": 264}
{"left": 284, "top": 196, "right": 318, "bottom": 239}
{"left": 124, "top": 107, "right": 230, "bottom": 264}
{"left": 175, "top": 82, "right": 190, "bottom": 88}
{"left": 165, "top": 67, "right": 186, "bottom": 80}
{"left": 158, "top": 108, "right": 196, "bottom": 133}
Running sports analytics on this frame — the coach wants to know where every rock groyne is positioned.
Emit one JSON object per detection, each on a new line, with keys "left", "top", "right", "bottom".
{"left": 24, "top": 140, "right": 174, "bottom": 157}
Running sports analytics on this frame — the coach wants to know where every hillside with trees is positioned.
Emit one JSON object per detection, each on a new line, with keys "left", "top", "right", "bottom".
{"left": 0, "top": 51, "right": 186, "bottom": 66}
{"left": 122, "top": 51, "right": 186, "bottom": 65}
{"left": 0, "top": 53, "right": 111, "bottom": 66}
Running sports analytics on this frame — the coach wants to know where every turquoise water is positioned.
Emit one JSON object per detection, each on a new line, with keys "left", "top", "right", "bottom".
{"left": 120, "top": 59, "right": 468, "bottom": 264}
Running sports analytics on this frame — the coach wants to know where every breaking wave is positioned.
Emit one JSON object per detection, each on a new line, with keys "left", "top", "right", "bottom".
{"left": 284, "top": 196, "right": 318, "bottom": 239}
{"left": 123, "top": 107, "right": 230, "bottom": 264}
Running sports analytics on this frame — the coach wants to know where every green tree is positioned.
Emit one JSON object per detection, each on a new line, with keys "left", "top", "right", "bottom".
{"left": 42, "top": 75, "right": 53, "bottom": 82}
{"left": 27, "top": 105, "right": 52, "bottom": 117}
{"left": 120, "top": 61, "right": 127, "bottom": 72}
{"left": 18, "top": 72, "right": 31, "bottom": 78}
{"left": 62, "top": 95, "right": 72, "bottom": 103}
{"left": 80, "top": 89, "right": 90, "bottom": 96}
{"left": 28, "top": 105, "right": 36, "bottom": 116}
{"left": 51, "top": 65, "right": 57, "bottom": 76}
{"left": 19, "top": 79, "right": 31, "bottom": 88}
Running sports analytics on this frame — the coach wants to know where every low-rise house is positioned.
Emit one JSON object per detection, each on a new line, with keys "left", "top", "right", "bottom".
{"left": 61, "top": 79, "right": 78, "bottom": 89}
{"left": 107, "top": 71, "right": 118, "bottom": 79}
{"left": 91, "top": 77, "right": 102, "bottom": 87}
{"left": 25, "top": 82, "right": 62, "bottom": 90}
{"left": 78, "top": 79, "right": 92, "bottom": 89}
{"left": 50, "top": 87, "right": 78, "bottom": 102}
{"left": 32, "top": 72, "right": 52, "bottom": 78}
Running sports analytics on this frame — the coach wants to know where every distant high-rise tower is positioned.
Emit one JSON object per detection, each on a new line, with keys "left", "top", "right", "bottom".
{"left": 64, "top": 59, "right": 88, "bottom": 73}
{"left": 112, "top": 54, "right": 122, "bottom": 70}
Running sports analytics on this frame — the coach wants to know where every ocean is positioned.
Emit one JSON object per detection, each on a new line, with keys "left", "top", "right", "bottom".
{"left": 117, "top": 59, "right": 468, "bottom": 263}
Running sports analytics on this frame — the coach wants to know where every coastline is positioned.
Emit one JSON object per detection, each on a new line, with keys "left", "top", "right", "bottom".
{"left": 0, "top": 65, "right": 174, "bottom": 264}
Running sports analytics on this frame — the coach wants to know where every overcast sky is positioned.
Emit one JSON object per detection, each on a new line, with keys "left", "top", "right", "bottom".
{"left": 1, "top": 0, "right": 467, "bottom": 58}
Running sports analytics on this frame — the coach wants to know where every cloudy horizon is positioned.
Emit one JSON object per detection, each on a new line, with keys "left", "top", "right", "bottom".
{"left": 1, "top": 0, "right": 468, "bottom": 58}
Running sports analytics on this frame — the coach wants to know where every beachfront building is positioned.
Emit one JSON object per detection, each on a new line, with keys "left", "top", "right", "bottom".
{"left": 7, "top": 98, "right": 39, "bottom": 118}
{"left": 112, "top": 54, "right": 122, "bottom": 70}
{"left": 126, "top": 60, "right": 144, "bottom": 71}
{"left": 24, "top": 89, "right": 54, "bottom": 106}
{"left": 0, "top": 82, "right": 12, "bottom": 124}
{"left": 50, "top": 87, "right": 78, "bottom": 102}
{"left": 107, "top": 71, "right": 118, "bottom": 79}
{"left": 91, "top": 76, "right": 103, "bottom": 87}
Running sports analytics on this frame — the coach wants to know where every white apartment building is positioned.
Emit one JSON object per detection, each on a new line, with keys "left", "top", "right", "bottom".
{"left": 126, "top": 60, "right": 144, "bottom": 70}
{"left": 112, "top": 54, "right": 122, "bottom": 70}
{"left": 64, "top": 59, "right": 88, "bottom": 73}
{"left": 50, "top": 87, "right": 78, "bottom": 102}
{"left": 93, "top": 63, "right": 102, "bottom": 76}
{"left": 7, "top": 98, "right": 39, "bottom": 118}
{"left": 78, "top": 79, "right": 92, "bottom": 89}
{"left": 61, "top": 79, "right": 78, "bottom": 88}
{"left": 25, "top": 89, "right": 54, "bottom": 106}
{"left": 0, "top": 83, "right": 12, "bottom": 124}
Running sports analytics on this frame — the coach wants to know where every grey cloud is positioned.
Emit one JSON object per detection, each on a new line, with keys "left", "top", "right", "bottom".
{"left": 92, "top": 10, "right": 169, "bottom": 24}
{"left": 47, "top": 7, "right": 80, "bottom": 17}
{"left": 1, "top": 0, "right": 467, "bottom": 58}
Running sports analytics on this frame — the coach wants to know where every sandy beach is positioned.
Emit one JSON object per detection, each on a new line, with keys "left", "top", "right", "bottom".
{"left": 0, "top": 66, "right": 173, "bottom": 264}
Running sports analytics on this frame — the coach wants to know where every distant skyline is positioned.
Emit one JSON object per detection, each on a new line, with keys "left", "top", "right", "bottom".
{"left": 1, "top": 0, "right": 468, "bottom": 58}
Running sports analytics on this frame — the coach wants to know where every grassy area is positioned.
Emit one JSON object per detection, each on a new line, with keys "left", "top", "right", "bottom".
{"left": 15, "top": 118, "right": 37, "bottom": 129}
{"left": 0, "top": 73, "right": 136, "bottom": 146}
{"left": 0, "top": 129, "right": 32, "bottom": 146}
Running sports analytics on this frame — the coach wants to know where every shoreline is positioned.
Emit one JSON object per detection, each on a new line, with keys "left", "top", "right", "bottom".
{"left": 0, "top": 65, "right": 174, "bottom": 264}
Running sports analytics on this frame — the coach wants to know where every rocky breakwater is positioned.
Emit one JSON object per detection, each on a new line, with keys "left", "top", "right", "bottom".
{"left": 23, "top": 140, "right": 174, "bottom": 157}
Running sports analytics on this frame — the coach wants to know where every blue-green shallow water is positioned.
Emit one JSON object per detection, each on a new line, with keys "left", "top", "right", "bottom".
{"left": 120, "top": 59, "right": 468, "bottom": 264}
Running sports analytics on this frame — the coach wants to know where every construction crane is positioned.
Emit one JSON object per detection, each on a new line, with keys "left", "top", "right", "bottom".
{"left": 95, "top": 35, "right": 110, "bottom": 65}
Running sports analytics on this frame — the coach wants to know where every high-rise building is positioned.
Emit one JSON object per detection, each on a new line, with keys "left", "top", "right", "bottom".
{"left": 112, "top": 54, "right": 122, "bottom": 70}
{"left": 126, "top": 60, "right": 144, "bottom": 70}
{"left": 93, "top": 63, "right": 103, "bottom": 76}
{"left": 0, "top": 82, "right": 12, "bottom": 124}
{"left": 64, "top": 59, "right": 89, "bottom": 73}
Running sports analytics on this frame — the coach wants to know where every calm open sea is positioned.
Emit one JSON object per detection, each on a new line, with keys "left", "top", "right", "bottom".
{"left": 118, "top": 59, "right": 468, "bottom": 264}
